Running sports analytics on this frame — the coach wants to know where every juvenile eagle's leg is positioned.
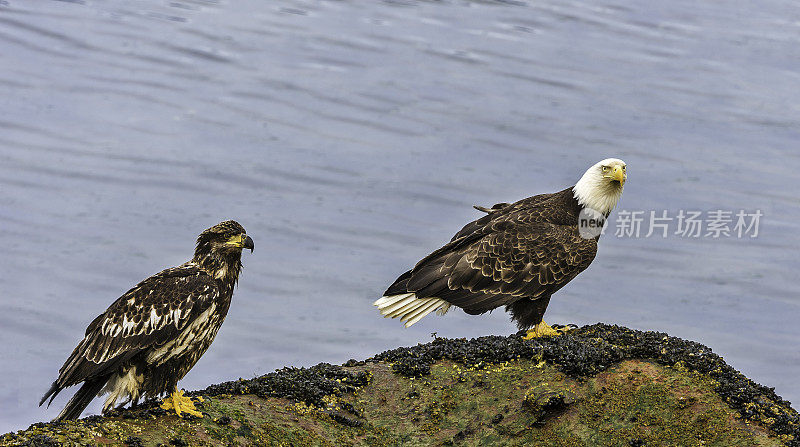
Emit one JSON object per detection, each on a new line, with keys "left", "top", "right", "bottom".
{"left": 522, "top": 320, "right": 562, "bottom": 339}
{"left": 160, "top": 388, "right": 204, "bottom": 418}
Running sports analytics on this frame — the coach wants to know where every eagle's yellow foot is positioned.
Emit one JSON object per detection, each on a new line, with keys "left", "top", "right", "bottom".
{"left": 160, "top": 389, "right": 203, "bottom": 418}
{"left": 522, "top": 321, "right": 562, "bottom": 339}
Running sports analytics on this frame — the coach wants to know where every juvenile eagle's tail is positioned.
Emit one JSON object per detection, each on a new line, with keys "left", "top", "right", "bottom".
{"left": 52, "top": 378, "right": 107, "bottom": 421}
{"left": 373, "top": 293, "right": 451, "bottom": 327}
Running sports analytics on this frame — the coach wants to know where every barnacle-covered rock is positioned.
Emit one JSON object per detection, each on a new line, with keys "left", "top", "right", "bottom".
{"left": 2, "top": 324, "right": 797, "bottom": 446}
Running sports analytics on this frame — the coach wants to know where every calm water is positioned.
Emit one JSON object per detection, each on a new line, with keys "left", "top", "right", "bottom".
{"left": 1, "top": 0, "right": 799, "bottom": 432}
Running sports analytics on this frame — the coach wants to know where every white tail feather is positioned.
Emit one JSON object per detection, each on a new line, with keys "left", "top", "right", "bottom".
{"left": 403, "top": 300, "right": 442, "bottom": 327}
{"left": 373, "top": 293, "right": 449, "bottom": 327}
{"left": 376, "top": 294, "right": 418, "bottom": 316}
{"left": 400, "top": 299, "right": 438, "bottom": 324}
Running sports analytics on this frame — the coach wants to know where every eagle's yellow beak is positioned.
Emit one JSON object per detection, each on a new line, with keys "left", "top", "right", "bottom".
{"left": 227, "top": 234, "right": 255, "bottom": 252}
{"left": 606, "top": 165, "right": 626, "bottom": 184}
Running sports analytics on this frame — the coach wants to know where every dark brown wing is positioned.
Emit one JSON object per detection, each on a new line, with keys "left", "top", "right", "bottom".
{"left": 453, "top": 191, "right": 564, "bottom": 242}
{"left": 42, "top": 264, "right": 220, "bottom": 406}
{"left": 473, "top": 202, "right": 510, "bottom": 213}
{"left": 388, "top": 218, "right": 597, "bottom": 315}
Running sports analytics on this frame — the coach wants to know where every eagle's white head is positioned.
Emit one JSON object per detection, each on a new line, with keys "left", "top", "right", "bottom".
{"left": 572, "top": 158, "right": 626, "bottom": 215}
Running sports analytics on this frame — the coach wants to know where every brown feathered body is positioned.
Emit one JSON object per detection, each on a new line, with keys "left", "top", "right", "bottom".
{"left": 381, "top": 187, "right": 601, "bottom": 329}
{"left": 41, "top": 220, "right": 253, "bottom": 421}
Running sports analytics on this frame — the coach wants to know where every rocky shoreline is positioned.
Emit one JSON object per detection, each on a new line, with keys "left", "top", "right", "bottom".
{"left": 3, "top": 324, "right": 798, "bottom": 446}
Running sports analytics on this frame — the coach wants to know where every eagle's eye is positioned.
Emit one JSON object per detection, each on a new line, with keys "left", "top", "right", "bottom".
{"left": 602, "top": 166, "right": 609, "bottom": 172}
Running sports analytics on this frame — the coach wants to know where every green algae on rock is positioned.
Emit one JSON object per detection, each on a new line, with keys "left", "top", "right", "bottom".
{"left": 1, "top": 324, "right": 798, "bottom": 446}
{"left": 370, "top": 323, "right": 800, "bottom": 444}
{"left": 522, "top": 382, "right": 579, "bottom": 422}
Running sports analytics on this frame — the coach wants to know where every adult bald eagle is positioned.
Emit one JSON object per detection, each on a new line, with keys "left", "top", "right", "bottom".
{"left": 374, "top": 159, "right": 626, "bottom": 338}
{"left": 40, "top": 220, "right": 254, "bottom": 421}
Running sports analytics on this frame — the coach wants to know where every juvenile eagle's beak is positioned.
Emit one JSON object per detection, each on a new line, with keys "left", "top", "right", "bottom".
{"left": 228, "top": 234, "right": 254, "bottom": 252}
{"left": 606, "top": 165, "right": 626, "bottom": 184}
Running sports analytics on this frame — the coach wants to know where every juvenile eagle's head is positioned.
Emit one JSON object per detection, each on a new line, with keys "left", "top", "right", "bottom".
{"left": 573, "top": 158, "right": 626, "bottom": 216}
{"left": 193, "top": 220, "right": 254, "bottom": 281}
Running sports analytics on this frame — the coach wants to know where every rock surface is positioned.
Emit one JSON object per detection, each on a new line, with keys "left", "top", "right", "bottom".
{"left": 2, "top": 324, "right": 798, "bottom": 446}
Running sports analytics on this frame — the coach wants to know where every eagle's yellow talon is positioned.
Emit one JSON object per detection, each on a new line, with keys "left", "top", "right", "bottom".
{"left": 522, "top": 321, "right": 563, "bottom": 339}
{"left": 160, "top": 389, "right": 203, "bottom": 418}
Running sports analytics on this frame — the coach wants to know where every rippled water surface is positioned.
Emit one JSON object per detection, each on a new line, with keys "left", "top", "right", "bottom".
{"left": 1, "top": 0, "right": 799, "bottom": 432}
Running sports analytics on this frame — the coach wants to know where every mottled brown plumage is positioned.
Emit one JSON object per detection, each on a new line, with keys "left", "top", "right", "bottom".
{"left": 41, "top": 220, "right": 253, "bottom": 421}
{"left": 375, "top": 159, "right": 626, "bottom": 332}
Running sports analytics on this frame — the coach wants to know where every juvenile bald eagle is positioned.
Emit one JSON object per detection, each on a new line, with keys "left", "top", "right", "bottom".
{"left": 40, "top": 220, "right": 254, "bottom": 421}
{"left": 374, "top": 159, "right": 626, "bottom": 338}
